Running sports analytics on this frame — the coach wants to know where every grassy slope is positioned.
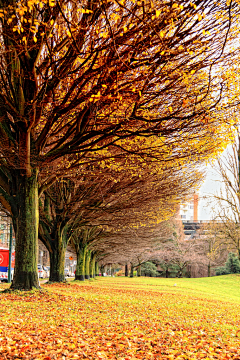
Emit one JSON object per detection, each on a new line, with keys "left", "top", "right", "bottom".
{"left": 1, "top": 275, "right": 240, "bottom": 359}
{"left": 97, "top": 275, "right": 240, "bottom": 304}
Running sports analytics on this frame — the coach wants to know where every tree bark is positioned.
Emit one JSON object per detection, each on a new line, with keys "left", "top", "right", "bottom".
{"left": 75, "top": 245, "right": 87, "bottom": 281}
{"left": 49, "top": 232, "right": 67, "bottom": 282}
{"left": 90, "top": 253, "right": 96, "bottom": 278}
{"left": 208, "top": 262, "right": 211, "bottom": 277}
{"left": 85, "top": 250, "right": 91, "bottom": 279}
{"left": 11, "top": 170, "right": 40, "bottom": 290}
{"left": 39, "top": 192, "right": 72, "bottom": 283}
{"left": 100, "top": 265, "right": 104, "bottom": 276}
{"left": 130, "top": 263, "right": 134, "bottom": 278}
{"left": 95, "top": 261, "right": 99, "bottom": 276}
{"left": 125, "top": 264, "right": 128, "bottom": 277}
{"left": 137, "top": 265, "right": 141, "bottom": 277}
{"left": 177, "top": 270, "right": 183, "bottom": 278}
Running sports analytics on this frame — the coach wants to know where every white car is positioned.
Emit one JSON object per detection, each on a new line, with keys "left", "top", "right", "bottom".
{"left": 38, "top": 264, "right": 47, "bottom": 278}
{"left": 64, "top": 268, "right": 71, "bottom": 277}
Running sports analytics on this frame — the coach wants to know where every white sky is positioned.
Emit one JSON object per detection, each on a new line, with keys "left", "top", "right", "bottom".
{"left": 198, "top": 145, "right": 233, "bottom": 220}
{"left": 198, "top": 165, "right": 222, "bottom": 220}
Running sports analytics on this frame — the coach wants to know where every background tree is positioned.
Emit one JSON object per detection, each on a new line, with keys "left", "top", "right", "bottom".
{"left": 206, "top": 133, "right": 240, "bottom": 259}
{"left": 151, "top": 219, "right": 208, "bottom": 278}
{"left": 141, "top": 262, "right": 159, "bottom": 277}
{"left": 216, "top": 252, "right": 240, "bottom": 275}
{"left": 96, "top": 216, "right": 181, "bottom": 271}
{"left": 195, "top": 221, "right": 230, "bottom": 276}
{"left": 156, "top": 259, "right": 177, "bottom": 278}
{"left": 155, "top": 239, "right": 208, "bottom": 278}
{"left": 128, "top": 249, "right": 155, "bottom": 278}
{"left": 125, "top": 264, "right": 128, "bottom": 277}
{"left": 39, "top": 180, "right": 73, "bottom": 281}
{"left": 71, "top": 226, "right": 102, "bottom": 280}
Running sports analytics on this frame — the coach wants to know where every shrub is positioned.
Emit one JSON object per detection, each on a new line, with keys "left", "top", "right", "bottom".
{"left": 215, "top": 266, "right": 230, "bottom": 276}
{"left": 141, "top": 262, "right": 159, "bottom": 277}
{"left": 215, "top": 253, "right": 240, "bottom": 275}
{"left": 116, "top": 270, "right": 124, "bottom": 276}
{"left": 225, "top": 253, "right": 240, "bottom": 274}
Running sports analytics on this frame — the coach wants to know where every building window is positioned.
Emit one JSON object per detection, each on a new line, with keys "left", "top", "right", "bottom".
{"left": 181, "top": 215, "right": 186, "bottom": 219}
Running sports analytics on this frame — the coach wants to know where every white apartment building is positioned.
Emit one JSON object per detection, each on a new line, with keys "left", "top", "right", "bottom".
{"left": 179, "top": 194, "right": 198, "bottom": 221}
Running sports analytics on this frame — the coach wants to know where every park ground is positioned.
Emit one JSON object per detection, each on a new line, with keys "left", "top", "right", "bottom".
{"left": 1, "top": 276, "right": 240, "bottom": 359}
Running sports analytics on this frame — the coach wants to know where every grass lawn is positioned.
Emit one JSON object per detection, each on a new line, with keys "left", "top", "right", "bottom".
{"left": 1, "top": 275, "right": 240, "bottom": 359}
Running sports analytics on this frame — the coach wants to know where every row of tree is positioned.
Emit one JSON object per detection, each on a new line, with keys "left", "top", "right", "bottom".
{"left": 0, "top": 0, "right": 240, "bottom": 289}
{"left": 118, "top": 252, "right": 240, "bottom": 278}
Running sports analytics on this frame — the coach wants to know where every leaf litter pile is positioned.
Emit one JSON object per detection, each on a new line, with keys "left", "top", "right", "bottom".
{"left": 0, "top": 279, "right": 240, "bottom": 359}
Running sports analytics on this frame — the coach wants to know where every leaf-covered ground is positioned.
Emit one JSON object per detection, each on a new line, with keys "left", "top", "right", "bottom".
{"left": 1, "top": 276, "right": 240, "bottom": 359}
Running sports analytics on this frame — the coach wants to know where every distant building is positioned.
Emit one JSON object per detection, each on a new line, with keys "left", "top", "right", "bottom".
{"left": 0, "top": 212, "right": 15, "bottom": 248}
{"left": 178, "top": 194, "right": 198, "bottom": 221}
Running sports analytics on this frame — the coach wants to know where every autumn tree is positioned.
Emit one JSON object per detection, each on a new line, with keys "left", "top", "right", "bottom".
{"left": 39, "top": 179, "right": 89, "bottom": 282}
{"left": 129, "top": 250, "right": 154, "bottom": 278}
{"left": 206, "top": 134, "right": 240, "bottom": 259}
{"left": 147, "top": 218, "right": 210, "bottom": 277}
{"left": 140, "top": 262, "right": 159, "bottom": 277}
{"left": 0, "top": 0, "right": 238, "bottom": 289}
{"left": 154, "top": 237, "right": 207, "bottom": 278}
{"left": 195, "top": 221, "right": 230, "bottom": 276}
{"left": 71, "top": 226, "right": 102, "bottom": 280}
{"left": 95, "top": 218, "right": 179, "bottom": 273}
{"left": 156, "top": 259, "right": 176, "bottom": 278}
{"left": 216, "top": 252, "right": 240, "bottom": 275}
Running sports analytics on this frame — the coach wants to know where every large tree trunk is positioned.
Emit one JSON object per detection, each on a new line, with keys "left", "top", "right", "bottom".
{"left": 137, "top": 265, "right": 141, "bottom": 277}
{"left": 11, "top": 170, "right": 40, "bottom": 290}
{"left": 130, "top": 263, "right": 134, "bottom": 278}
{"left": 90, "top": 253, "right": 96, "bottom": 278}
{"left": 177, "top": 269, "right": 183, "bottom": 278}
{"left": 125, "top": 264, "right": 128, "bottom": 277}
{"left": 100, "top": 264, "right": 104, "bottom": 276}
{"left": 95, "top": 261, "right": 99, "bottom": 276}
{"left": 49, "top": 231, "right": 67, "bottom": 282}
{"left": 39, "top": 194, "right": 71, "bottom": 283}
{"left": 75, "top": 245, "right": 87, "bottom": 281}
{"left": 208, "top": 262, "right": 211, "bottom": 277}
{"left": 85, "top": 250, "right": 91, "bottom": 279}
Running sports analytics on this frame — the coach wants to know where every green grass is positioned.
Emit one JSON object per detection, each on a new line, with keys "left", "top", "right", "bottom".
{"left": 93, "top": 275, "right": 240, "bottom": 303}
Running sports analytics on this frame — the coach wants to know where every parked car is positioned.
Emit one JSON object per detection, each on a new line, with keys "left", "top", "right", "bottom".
{"left": 38, "top": 264, "right": 47, "bottom": 279}
{"left": 64, "top": 268, "right": 71, "bottom": 277}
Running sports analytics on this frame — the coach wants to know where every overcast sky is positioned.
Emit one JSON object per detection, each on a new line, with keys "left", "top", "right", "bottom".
{"left": 198, "top": 165, "right": 221, "bottom": 220}
{"left": 198, "top": 144, "right": 234, "bottom": 220}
